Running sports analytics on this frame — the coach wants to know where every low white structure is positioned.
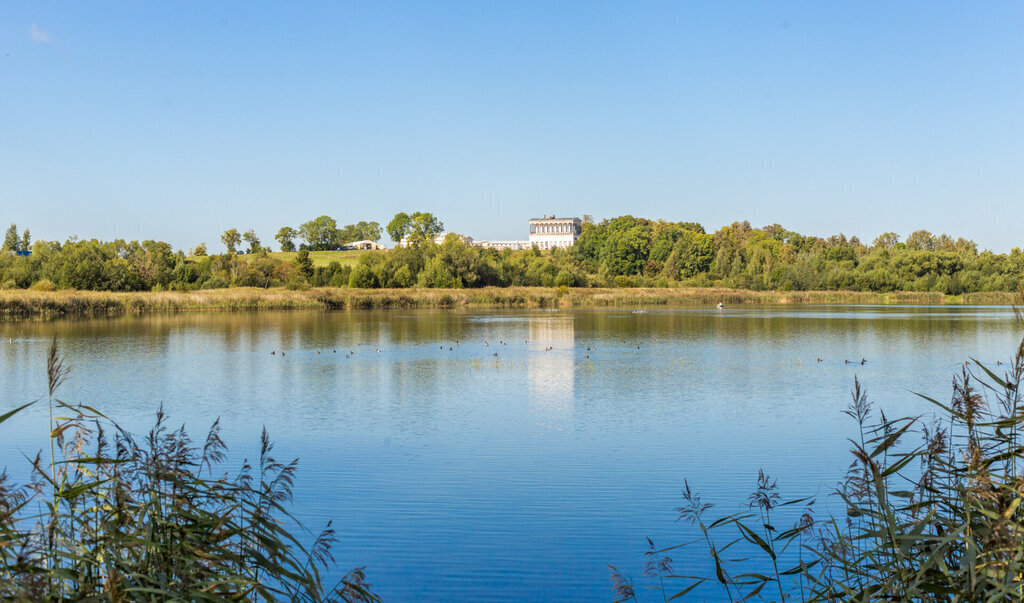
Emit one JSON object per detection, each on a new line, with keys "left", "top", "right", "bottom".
{"left": 398, "top": 233, "right": 473, "bottom": 247}
{"left": 476, "top": 240, "right": 531, "bottom": 250}
{"left": 345, "top": 240, "right": 385, "bottom": 250}
{"left": 528, "top": 216, "right": 581, "bottom": 250}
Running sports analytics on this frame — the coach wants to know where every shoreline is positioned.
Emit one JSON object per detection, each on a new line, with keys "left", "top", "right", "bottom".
{"left": 0, "top": 287, "right": 1017, "bottom": 319}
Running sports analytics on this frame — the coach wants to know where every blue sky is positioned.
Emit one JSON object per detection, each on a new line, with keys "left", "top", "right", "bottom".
{"left": 1, "top": 2, "right": 1022, "bottom": 251}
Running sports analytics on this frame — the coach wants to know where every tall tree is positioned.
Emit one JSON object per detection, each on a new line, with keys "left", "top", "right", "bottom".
{"left": 221, "top": 228, "right": 241, "bottom": 254}
{"left": 873, "top": 232, "right": 900, "bottom": 249}
{"left": 2, "top": 224, "right": 18, "bottom": 252}
{"left": 355, "top": 221, "right": 382, "bottom": 242}
{"left": 338, "top": 221, "right": 383, "bottom": 244}
{"left": 243, "top": 229, "right": 262, "bottom": 254}
{"left": 275, "top": 227, "right": 298, "bottom": 252}
{"left": 906, "top": 230, "right": 937, "bottom": 252}
{"left": 407, "top": 212, "right": 444, "bottom": 244}
{"left": 298, "top": 215, "right": 340, "bottom": 251}
{"left": 20, "top": 229, "right": 30, "bottom": 252}
{"left": 294, "top": 249, "right": 314, "bottom": 279}
{"left": 387, "top": 212, "right": 411, "bottom": 243}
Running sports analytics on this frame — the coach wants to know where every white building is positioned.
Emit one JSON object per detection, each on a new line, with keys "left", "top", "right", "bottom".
{"left": 398, "top": 233, "right": 473, "bottom": 247}
{"left": 344, "top": 240, "right": 385, "bottom": 250}
{"left": 476, "top": 240, "right": 531, "bottom": 251}
{"left": 528, "top": 216, "right": 581, "bottom": 250}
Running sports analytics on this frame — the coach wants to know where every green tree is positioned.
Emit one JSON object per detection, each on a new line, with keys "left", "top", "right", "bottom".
{"left": 553, "top": 269, "right": 575, "bottom": 287}
{"left": 298, "top": 215, "right": 340, "bottom": 251}
{"left": 675, "top": 230, "right": 715, "bottom": 277}
{"left": 337, "top": 221, "right": 383, "bottom": 245}
{"left": 294, "top": 249, "right": 314, "bottom": 279}
{"left": 906, "top": 229, "right": 937, "bottom": 251}
{"left": 387, "top": 212, "right": 411, "bottom": 243}
{"left": 873, "top": 232, "right": 900, "bottom": 249}
{"left": 275, "top": 226, "right": 298, "bottom": 252}
{"left": 348, "top": 264, "right": 378, "bottom": 288}
{"left": 2, "top": 224, "right": 18, "bottom": 252}
{"left": 604, "top": 221, "right": 652, "bottom": 276}
{"left": 221, "top": 228, "right": 241, "bottom": 254}
{"left": 191, "top": 242, "right": 208, "bottom": 257}
{"left": 388, "top": 212, "right": 444, "bottom": 245}
{"left": 409, "top": 212, "right": 444, "bottom": 242}
{"left": 355, "top": 220, "right": 383, "bottom": 242}
{"left": 20, "top": 229, "right": 30, "bottom": 252}
{"left": 243, "top": 229, "right": 262, "bottom": 254}
{"left": 391, "top": 264, "right": 414, "bottom": 287}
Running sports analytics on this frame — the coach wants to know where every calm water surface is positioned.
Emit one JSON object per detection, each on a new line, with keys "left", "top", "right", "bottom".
{"left": 0, "top": 306, "right": 1019, "bottom": 600}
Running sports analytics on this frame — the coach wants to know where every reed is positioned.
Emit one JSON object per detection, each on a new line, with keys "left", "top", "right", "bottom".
{"left": 610, "top": 304, "right": 1024, "bottom": 600}
{"left": 0, "top": 340, "right": 377, "bottom": 601}
{"left": 2, "top": 286, "right": 1015, "bottom": 319}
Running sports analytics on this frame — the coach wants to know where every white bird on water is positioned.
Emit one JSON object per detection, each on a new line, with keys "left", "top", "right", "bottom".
{"left": 716, "top": 302, "right": 724, "bottom": 309}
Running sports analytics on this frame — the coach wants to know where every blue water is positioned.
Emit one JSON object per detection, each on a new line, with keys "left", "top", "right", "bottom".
{"left": 0, "top": 306, "right": 1019, "bottom": 600}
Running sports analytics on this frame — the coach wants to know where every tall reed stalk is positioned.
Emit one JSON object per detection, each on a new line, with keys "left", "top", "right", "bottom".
{"left": 0, "top": 339, "right": 377, "bottom": 601}
{"left": 612, "top": 304, "right": 1024, "bottom": 601}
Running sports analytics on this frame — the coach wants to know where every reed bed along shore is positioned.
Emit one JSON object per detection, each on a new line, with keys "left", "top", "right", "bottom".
{"left": 0, "top": 286, "right": 1016, "bottom": 318}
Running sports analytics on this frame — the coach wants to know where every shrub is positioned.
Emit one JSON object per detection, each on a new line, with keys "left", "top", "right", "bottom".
{"left": 29, "top": 278, "right": 56, "bottom": 291}
{"left": 201, "top": 274, "right": 229, "bottom": 289}
{"left": 613, "top": 275, "right": 636, "bottom": 288}
{"left": 348, "top": 264, "right": 378, "bottom": 288}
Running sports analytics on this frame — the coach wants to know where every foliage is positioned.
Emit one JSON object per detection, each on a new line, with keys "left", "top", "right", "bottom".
{"left": 276, "top": 226, "right": 298, "bottom": 252}
{"left": 0, "top": 340, "right": 378, "bottom": 601}
{"left": 610, "top": 309, "right": 1024, "bottom": 601}
{"left": 338, "top": 221, "right": 382, "bottom": 244}
{"left": 299, "top": 216, "right": 340, "bottom": 251}
{"left": 2, "top": 224, "right": 29, "bottom": 253}
{"left": 386, "top": 212, "right": 444, "bottom": 244}
{"left": 295, "top": 249, "right": 314, "bottom": 279}
{"left": 191, "top": 242, "right": 208, "bottom": 256}
{"left": 0, "top": 216, "right": 1021, "bottom": 294}
{"left": 222, "top": 228, "right": 242, "bottom": 254}
{"left": 386, "top": 212, "right": 411, "bottom": 243}
{"left": 244, "top": 229, "right": 263, "bottom": 254}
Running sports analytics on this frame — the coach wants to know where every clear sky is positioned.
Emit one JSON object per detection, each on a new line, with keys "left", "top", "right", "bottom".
{"left": 1, "top": 2, "right": 1022, "bottom": 252}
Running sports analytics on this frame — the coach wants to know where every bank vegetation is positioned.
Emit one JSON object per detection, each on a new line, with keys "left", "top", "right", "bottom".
{"left": 2, "top": 218, "right": 1022, "bottom": 298}
{"left": 0, "top": 286, "right": 1018, "bottom": 318}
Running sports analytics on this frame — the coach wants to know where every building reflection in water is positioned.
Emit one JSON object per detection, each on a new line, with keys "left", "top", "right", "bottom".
{"left": 527, "top": 314, "right": 576, "bottom": 429}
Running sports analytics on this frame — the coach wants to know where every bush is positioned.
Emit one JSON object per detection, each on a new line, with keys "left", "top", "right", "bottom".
{"left": 29, "top": 278, "right": 56, "bottom": 291}
{"left": 553, "top": 269, "right": 575, "bottom": 288}
{"left": 348, "top": 264, "right": 378, "bottom": 288}
{"left": 201, "top": 274, "right": 229, "bottom": 289}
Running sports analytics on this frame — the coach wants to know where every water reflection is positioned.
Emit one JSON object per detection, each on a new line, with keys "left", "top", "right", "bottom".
{"left": 528, "top": 314, "right": 576, "bottom": 428}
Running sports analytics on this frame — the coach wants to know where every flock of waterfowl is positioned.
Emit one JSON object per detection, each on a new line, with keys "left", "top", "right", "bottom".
{"left": 261, "top": 340, "right": 886, "bottom": 367}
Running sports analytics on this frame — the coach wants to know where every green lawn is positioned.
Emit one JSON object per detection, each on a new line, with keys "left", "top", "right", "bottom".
{"left": 263, "top": 250, "right": 368, "bottom": 267}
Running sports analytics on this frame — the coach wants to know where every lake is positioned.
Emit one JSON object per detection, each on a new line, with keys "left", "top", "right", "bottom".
{"left": 0, "top": 306, "right": 1019, "bottom": 600}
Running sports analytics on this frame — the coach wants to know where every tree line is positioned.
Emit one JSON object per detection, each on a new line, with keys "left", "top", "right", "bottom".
{"left": 207, "top": 212, "right": 446, "bottom": 255}
{"left": 1, "top": 216, "right": 1021, "bottom": 293}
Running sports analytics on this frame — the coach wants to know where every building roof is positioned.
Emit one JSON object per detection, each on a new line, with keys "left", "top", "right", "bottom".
{"left": 529, "top": 216, "right": 581, "bottom": 221}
